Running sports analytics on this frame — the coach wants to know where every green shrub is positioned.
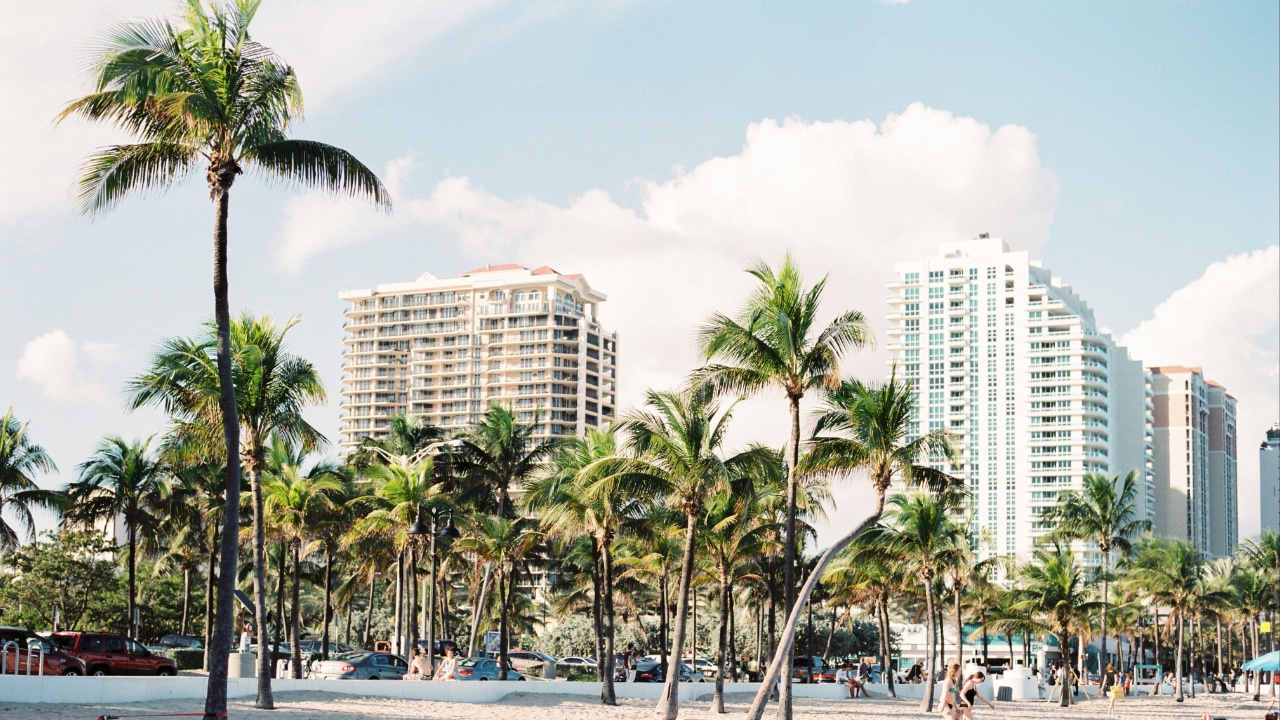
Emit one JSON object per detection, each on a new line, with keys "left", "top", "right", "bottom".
{"left": 567, "top": 672, "right": 596, "bottom": 682}
{"left": 161, "top": 648, "right": 204, "bottom": 670}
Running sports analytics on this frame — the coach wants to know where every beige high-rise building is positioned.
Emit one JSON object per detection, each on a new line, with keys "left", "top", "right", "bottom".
{"left": 1150, "top": 366, "right": 1238, "bottom": 557}
{"left": 338, "top": 264, "right": 618, "bottom": 450}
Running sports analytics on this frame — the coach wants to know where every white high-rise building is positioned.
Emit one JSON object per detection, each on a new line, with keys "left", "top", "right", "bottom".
{"left": 1149, "top": 367, "right": 1238, "bottom": 556}
{"left": 885, "top": 236, "right": 1154, "bottom": 563}
{"left": 338, "top": 264, "right": 618, "bottom": 451}
{"left": 1244, "top": 427, "right": 1280, "bottom": 540}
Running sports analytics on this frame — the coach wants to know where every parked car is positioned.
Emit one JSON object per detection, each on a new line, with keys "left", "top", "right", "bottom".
{"left": 49, "top": 632, "right": 177, "bottom": 676}
{"left": 0, "top": 626, "right": 86, "bottom": 676}
{"left": 792, "top": 655, "right": 826, "bottom": 683}
{"left": 614, "top": 659, "right": 662, "bottom": 683}
{"left": 456, "top": 657, "right": 526, "bottom": 681}
{"left": 155, "top": 634, "right": 204, "bottom": 651}
{"left": 559, "top": 655, "right": 596, "bottom": 667}
{"left": 310, "top": 650, "right": 408, "bottom": 680}
{"left": 294, "top": 639, "right": 356, "bottom": 658}
{"left": 505, "top": 650, "right": 557, "bottom": 672}
{"left": 413, "top": 639, "right": 460, "bottom": 657}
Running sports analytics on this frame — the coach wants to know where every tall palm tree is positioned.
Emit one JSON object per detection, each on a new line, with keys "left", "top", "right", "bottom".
{"left": 822, "top": 535, "right": 903, "bottom": 697}
{"left": 1044, "top": 470, "right": 1151, "bottom": 672}
{"left": 129, "top": 313, "right": 325, "bottom": 707}
{"left": 0, "top": 407, "right": 64, "bottom": 554}
{"left": 882, "top": 493, "right": 963, "bottom": 712}
{"left": 616, "top": 385, "right": 763, "bottom": 720}
{"left": 66, "top": 436, "right": 168, "bottom": 638}
{"left": 456, "top": 516, "right": 544, "bottom": 680}
{"left": 744, "top": 371, "right": 956, "bottom": 720}
{"left": 261, "top": 438, "right": 344, "bottom": 677}
{"left": 453, "top": 404, "right": 558, "bottom": 655}
{"left": 1015, "top": 542, "right": 1102, "bottom": 707}
{"left": 60, "top": 2, "right": 388, "bottom": 714}
{"left": 1125, "top": 538, "right": 1208, "bottom": 703}
{"left": 697, "top": 256, "right": 870, "bottom": 720}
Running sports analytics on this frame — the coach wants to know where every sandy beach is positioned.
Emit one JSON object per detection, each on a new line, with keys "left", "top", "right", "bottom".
{"left": 0, "top": 690, "right": 1268, "bottom": 720}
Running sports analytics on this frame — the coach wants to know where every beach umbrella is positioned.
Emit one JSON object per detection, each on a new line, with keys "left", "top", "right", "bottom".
{"left": 1243, "top": 651, "right": 1280, "bottom": 671}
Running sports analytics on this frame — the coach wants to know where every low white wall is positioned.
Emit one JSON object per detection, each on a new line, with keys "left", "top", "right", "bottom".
{"left": 0, "top": 675, "right": 847, "bottom": 706}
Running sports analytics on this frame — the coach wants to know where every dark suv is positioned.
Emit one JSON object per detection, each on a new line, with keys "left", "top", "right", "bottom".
{"left": 156, "top": 634, "right": 205, "bottom": 650}
{"left": 0, "top": 626, "right": 86, "bottom": 675}
{"left": 792, "top": 655, "right": 826, "bottom": 683}
{"left": 50, "top": 631, "right": 177, "bottom": 676}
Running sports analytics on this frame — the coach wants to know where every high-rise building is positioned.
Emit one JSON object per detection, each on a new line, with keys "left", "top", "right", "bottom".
{"left": 338, "top": 264, "right": 618, "bottom": 451}
{"left": 1149, "top": 367, "right": 1238, "bottom": 557}
{"left": 1246, "top": 427, "right": 1280, "bottom": 540}
{"left": 885, "top": 237, "right": 1154, "bottom": 563}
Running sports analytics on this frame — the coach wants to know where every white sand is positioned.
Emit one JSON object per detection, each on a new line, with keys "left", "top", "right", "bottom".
{"left": 0, "top": 690, "right": 1266, "bottom": 719}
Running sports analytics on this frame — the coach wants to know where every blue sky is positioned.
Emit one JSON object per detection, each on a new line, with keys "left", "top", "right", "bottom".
{"left": 2, "top": 0, "right": 1277, "bottom": 542}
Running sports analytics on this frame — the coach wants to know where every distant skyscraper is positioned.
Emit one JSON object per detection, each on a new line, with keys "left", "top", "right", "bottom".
{"left": 885, "top": 237, "right": 1154, "bottom": 563}
{"left": 1242, "top": 426, "right": 1280, "bottom": 540}
{"left": 338, "top": 264, "right": 618, "bottom": 451}
{"left": 1149, "top": 367, "right": 1238, "bottom": 557}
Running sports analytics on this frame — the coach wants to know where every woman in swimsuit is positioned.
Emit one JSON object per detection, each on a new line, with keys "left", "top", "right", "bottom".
{"left": 939, "top": 663, "right": 966, "bottom": 720}
{"left": 960, "top": 671, "right": 995, "bottom": 719}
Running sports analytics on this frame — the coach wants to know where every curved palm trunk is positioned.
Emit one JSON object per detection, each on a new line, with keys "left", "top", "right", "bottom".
{"left": 746, "top": 493, "right": 887, "bottom": 720}
{"left": 181, "top": 567, "right": 192, "bottom": 636}
{"left": 712, "top": 566, "right": 730, "bottom": 713}
{"left": 246, "top": 455, "right": 274, "bottom": 707}
{"left": 362, "top": 576, "right": 375, "bottom": 648}
{"left": 289, "top": 542, "right": 302, "bottom": 679}
{"left": 202, "top": 185, "right": 244, "bottom": 720}
{"left": 1175, "top": 613, "right": 1185, "bottom": 702}
{"left": 921, "top": 578, "right": 938, "bottom": 712}
{"left": 467, "top": 563, "right": 492, "bottom": 657}
{"left": 657, "top": 509, "right": 699, "bottom": 720}
{"left": 776, "top": 396, "right": 802, "bottom": 720}
{"left": 601, "top": 535, "right": 617, "bottom": 705}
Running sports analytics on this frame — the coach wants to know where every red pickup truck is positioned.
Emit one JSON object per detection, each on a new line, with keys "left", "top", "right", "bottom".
{"left": 50, "top": 631, "right": 177, "bottom": 676}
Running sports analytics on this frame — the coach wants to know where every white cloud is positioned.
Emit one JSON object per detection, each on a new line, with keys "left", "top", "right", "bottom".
{"left": 0, "top": 0, "right": 512, "bottom": 227}
{"left": 1121, "top": 245, "right": 1280, "bottom": 539}
{"left": 277, "top": 103, "right": 1061, "bottom": 541}
{"left": 15, "top": 329, "right": 122, "bottom": 406}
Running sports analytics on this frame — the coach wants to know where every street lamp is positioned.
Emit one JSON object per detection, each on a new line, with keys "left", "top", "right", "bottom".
{"left": 413, "top": 505, "right": 460, "bottom": 678}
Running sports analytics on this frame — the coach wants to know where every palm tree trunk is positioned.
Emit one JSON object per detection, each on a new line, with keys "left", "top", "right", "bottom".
{"left": 746, "top": 492, "right": 887, "bottom": 720}
{"left": 393, "top": 551, "right": 403, "bottom": 655}
{"left": 467, "top": 563, "right": 492, "bottom": 657}
{"left": 590, "top": 542, "right": 604, "bottom": 682}
{"left": 922, "top": 578, "right": 938, "bottom": 712}
{"left": 776, "top": 396, "right": 802, "bottom": 720}
{"left": 729, "top": 587, "right": 738, "bottom": 681}
{"left": 409, "top": 545, "right": 419, "bottom": 653}
{"left": 713, "top": 567, "right": 730, "bottom": 713}
{"left": 954, "top": 581, "right": 963, "bottom": 669}
{"left": 1059, "top": 627, "right": 1072, "bottom": 707}
{"left": 273, "top": 542, "right": 285, "bottom": 678}
{"left": 656, "top": 509, "right": 699, "bottom": 720}
{"left": 822, "top": 604, "right": 845, "bottom": 659}
{"left": 203, "top": 527, "right": 218, "bottom": 672}
{"left": 321, "top": 546, "right": 333, "bottom": 661}
{"left": 289, "top": 542, "right": 302, "bottom": 679}
{"left": 882, "top": 600, "right": 897, "bottom": 697}
{"left": 426, "top": 531, "right": 437, "bottom": 680}
{"left": 1175, "top": 613, "right": 1185, "bottom": 702}
{"left": 601, "top": 534, "right": 618, "bottom": 705}
{"left": 1100, "top": 559, "right": 1109, "bottom": 673}
{"left": 659, "top": 566, "right": 669, "bottom": 672}
{"left": 128, "top": 521, "right": 137, "bottom": 638}
{"left": 497, "top": 566, "right": 510, "bottom": 681}
{"left": 247, "top": 455, "right": 274, "bottom": 707}
{"left": 202, "top": 183, "right": 244, "bottom": 720}
{"left": 362, "top": 576, "right": 375, "bottom": 648}
{"left": 181, "top": 567, "right": 192, "bottom": 636}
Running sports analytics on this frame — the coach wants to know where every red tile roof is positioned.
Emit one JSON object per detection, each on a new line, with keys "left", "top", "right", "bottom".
{"left": 461, "top": 263, "right": 527, "bottom": 274}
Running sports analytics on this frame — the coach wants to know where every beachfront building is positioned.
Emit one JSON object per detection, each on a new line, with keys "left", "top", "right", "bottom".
{"left": 1240, "top": 426, "right": 1280, "bottom": 541}
{"left": 1149, "top": 367, "right": 1238, "bottom": 557}
{"left": 338, "top": 264, "right": 618, "bottom": 452}
{"left": 885, "top": 236, "right": 1154, "bottom": 564}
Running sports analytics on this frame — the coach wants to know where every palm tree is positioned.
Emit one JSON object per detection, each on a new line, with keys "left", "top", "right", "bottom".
{"left": 61, "top": 1, "right": 388, "bottom": 712}
{"left": 822, "top": 535, "right": 903, "bottom": 697}
{"left": 261, "top": 438, "right": 344, "bottom": 677}
{"left": 1125, "top": 538, "right": 1208, "bottom": 702}
{"left": 1044, "top": 470, "right": 1151, "bottom": 673}
{"left": 0, "top": 407, "right": 63, "bottom": 554}
{"left": 1014, "top": 542, "right": 1102, "bottom": 707}
{"left": 744, "top": 371, "right": 956, "bottom": 720}
{"left": 616, "top": 385, "right": 763, "bottom": 720}
{"left": 66, "top": 436, "right": 168, "bottom": 638}
{"left": 882, "top": 493, "right": 963, "bottom": 711}
{"left": 453, "top": 404, "right": 558, "bottom": 655}
{"left": 456, "top": 515, "right": 544, "bottom": 680}
{"left": 129, "top": 313, "right": 325, "bottom": 707}
{"left": 697, "top": 255, "right": 870, "bottom": 720}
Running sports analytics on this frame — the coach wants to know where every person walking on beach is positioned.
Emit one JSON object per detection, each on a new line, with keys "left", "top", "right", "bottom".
{"left": 434, "top": 646, "right": 459, "bottom": 681}
{"left": 239, "top": 622, "right": 253, "bottom": 653}
{"left": 939, "top": 663, "right": 967, "bottom": 720}
{"left": 960, "top": 671, "right": 995, "bottom": 719}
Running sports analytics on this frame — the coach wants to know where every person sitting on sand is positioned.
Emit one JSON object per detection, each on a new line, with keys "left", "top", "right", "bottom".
{"left": 405, "top": 646, "right": 432, "bottom": 680}
{"left": 434, "top": 646, "right": 458, "bottom": 681}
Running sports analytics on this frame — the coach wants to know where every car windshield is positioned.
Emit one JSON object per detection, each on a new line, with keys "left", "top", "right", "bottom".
{"left": 459, "top": 659, "right": 483, "bottom": 668}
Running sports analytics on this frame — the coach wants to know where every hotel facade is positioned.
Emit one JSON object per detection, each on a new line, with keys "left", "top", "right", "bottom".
{"left": 338, "top": 264, "right": 618, "bottom": 451}
{"left": 885, "top": 237, "right": 1155, "bottom": 563}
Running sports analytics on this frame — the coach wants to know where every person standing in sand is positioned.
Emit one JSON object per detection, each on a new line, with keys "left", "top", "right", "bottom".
{"left": 434, "top": 646, "right": 458, "bottom": 681}
{"left": 239, "top": 622, "right": 253, "bottom": 653}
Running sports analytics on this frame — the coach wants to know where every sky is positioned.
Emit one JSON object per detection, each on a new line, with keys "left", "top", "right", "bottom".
{"left": 1, "top": 0, "right": 1277, "bottom": 546}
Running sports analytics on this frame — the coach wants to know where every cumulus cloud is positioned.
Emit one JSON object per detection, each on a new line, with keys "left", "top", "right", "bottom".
{"left": 15, "top": 329, "right": 122, "bottom": 406}
{"left": 0, "top": 0, "right": 513, "bottom": 227}
{"left": 1121, "top": 245, "right": 1280, "bottom": 538}
{"left": 276, "top": 103, "right": 1061, "bottom": 539}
